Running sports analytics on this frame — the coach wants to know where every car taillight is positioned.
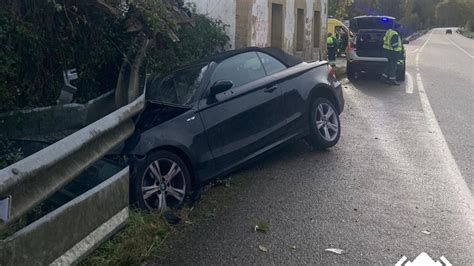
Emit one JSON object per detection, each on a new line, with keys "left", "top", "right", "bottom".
{"left": 347, "top": 41, "right": 356, "bottom": 51}
{"left": 328, "top": 65, "right": 336, "bottom": 78}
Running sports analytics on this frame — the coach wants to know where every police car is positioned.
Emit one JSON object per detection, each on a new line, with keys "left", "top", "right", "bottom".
{"left": 346, "top": 16, "right": 409, "bottom": 81}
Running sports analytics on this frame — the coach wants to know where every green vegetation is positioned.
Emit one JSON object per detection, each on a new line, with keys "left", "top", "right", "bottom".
{"left": 83, "top": 176, "right": 245, "bottom": 265}
{"left": 0, "top": 135, "right": 22, "bottom": 169}
{"left": 82, "top": 208, "right": 172, "bottom": 265}
{"left": 329, "top": 0, "right": 474, "bottom": 35}
{"left": 0, "top": 1, "right": 228, "bottom": 112}
{"left": 254, "top": 220, "right": 271, "bottom": 233}
{"left": 460, "top": 31, "right": 474, "bottom": 39}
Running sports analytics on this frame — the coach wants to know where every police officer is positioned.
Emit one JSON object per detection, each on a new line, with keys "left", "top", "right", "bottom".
{"left": 381, "top": 24, "right": 402, "bottom": 85}
{"left": 327, "top": 33, "right": 337, "bottom": 67}
{"left": 335, "top": 31, "right": 341, "bottom": 56}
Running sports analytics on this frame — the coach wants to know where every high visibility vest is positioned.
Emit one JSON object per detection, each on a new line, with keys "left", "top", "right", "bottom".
{"left": 327, "top": 36, "right": 335, "bottom": 48}
{"left": 383, "top": 29, "right": 402, "bottom": 52}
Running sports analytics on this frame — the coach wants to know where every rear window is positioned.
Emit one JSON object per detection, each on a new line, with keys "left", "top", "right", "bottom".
{"left": 351, "top": 17, "right": 395, "bottom": 31}
{"left": 257, "top": 52, "right": 287, "bottom": 75}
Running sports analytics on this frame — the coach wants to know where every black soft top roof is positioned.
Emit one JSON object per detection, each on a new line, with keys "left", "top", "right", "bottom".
{"left": 195, "top": 47, "right": 304, "bottom": 67}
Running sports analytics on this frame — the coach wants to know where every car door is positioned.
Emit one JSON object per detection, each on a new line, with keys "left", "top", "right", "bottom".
{"left": 197, "top": 52, "right": 285, "bottom": 173}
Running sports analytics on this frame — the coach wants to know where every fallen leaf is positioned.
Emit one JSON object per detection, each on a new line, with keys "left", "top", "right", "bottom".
{"left": 325, "top": 248, "right": 344, "bottom": 255}
{"left": 422, "top": 230, "right": 431, "bottom": 235}
{"left": 254, "top": 221, "right": 270, "bottom": 233}
{"left": 259, "top": 245, "right": 268, "bottom": 252}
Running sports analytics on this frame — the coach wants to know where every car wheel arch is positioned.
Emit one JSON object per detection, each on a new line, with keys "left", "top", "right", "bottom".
{"left": 132, "top": 145, "right": 197, "bottom": 188}
{"left": 308, "top": 84, "right": 341, "bottom": 114}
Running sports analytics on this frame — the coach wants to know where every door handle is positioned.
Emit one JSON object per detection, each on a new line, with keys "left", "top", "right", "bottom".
{"left": 264, "top": 85, "right": 278, "bottom": 93}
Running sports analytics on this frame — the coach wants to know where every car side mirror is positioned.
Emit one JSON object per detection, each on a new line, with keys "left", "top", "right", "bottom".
{"left": 209, "top": 80, "right": 233, "bottom": 97}
{"left": 402, "top": 39, "right": 409, "bottom": 44}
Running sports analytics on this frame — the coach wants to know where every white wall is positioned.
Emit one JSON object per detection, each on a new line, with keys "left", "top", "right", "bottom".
{"left": 250, "top": 0, "right": 270, "bottom": 47}
{"left": 185, "top": 0, "right": 328, "bottom": 60}
{"left": 249, "top": 0, "right": 326, "bottom": 59}
{"left": 184, "top": 0, "right": 237, "bottom": 49}
{"left": 284, "top": 0, "right": 296, "bottom": 50}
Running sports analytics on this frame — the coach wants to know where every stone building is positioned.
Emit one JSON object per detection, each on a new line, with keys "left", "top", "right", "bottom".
{"left": 184, "top": 0, "right": 328, "bottom": 61}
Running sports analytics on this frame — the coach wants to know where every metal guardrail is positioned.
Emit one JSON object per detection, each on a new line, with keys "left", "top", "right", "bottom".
{"left": 0, "top": 93, "right": 144, "bottom": 227}
{"left": 0, "top": 93, "right": 145, "bottom": 264}
{"left": 0, "top": 90, "right": 116, "bottom": 140}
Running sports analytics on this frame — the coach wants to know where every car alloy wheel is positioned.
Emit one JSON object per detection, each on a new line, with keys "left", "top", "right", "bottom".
{"left": 315, "top": 102, "right": 339, "bottom": 142}
{"left": 306, "top": 97, "right": 341, "bottom": 150}
{"left": 141, "top": 157, "right": 187, "bottom": 211}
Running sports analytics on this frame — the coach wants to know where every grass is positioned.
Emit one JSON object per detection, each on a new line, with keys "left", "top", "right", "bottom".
{"left": 460, "top": 30, "right": 474, "bottom": 39}
{"left": 82, "top": 176, "right": 247, "bottom": 265}
{"left": 82, "top": 209, "right": 173, "bottom": 265}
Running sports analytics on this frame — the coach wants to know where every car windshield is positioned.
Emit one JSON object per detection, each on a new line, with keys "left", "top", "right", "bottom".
{"left": 147, "top": 64, "right": 209, "bottom": 105}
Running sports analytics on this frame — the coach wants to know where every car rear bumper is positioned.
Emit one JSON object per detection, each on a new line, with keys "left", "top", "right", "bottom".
{"left": 346, "top": 50, "right": 405, "bottom": 73}
{"left": 347, "top": 60, "right": 404, "bottom": 74}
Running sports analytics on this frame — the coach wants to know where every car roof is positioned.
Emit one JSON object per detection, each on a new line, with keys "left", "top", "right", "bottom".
{"left": 193, "top": 47, "right": 303, "bottom": 67}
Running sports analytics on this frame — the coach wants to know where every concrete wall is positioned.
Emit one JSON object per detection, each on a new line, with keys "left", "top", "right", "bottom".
{"left": 187, "top": 0, "right": 326, "bottom": 61}
{"left": 184, "top": 0, "right": 237, "bottom": 49}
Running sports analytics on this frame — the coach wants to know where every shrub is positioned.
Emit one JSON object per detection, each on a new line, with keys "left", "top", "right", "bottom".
{"left": 0, "top": 1, "right": 229, "bottom": 112}
{"left": 0, "top": 135, "right": 22, "bottom": 169}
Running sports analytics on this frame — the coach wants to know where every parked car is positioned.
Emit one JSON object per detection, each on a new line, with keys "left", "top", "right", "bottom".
{"left": 346, "top": 16, "right": 409, "bottom": 81}
{"left": 121, "top": 47, "right": 344, "bottom": 211}
{"left": 446, "top": 29, "right": 452, "bottom": 34}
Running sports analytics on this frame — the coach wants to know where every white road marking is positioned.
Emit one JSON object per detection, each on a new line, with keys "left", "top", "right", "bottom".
{"left": 445, "top": 35, "right": 474, "bottom": 59}
{"left": 415, "top": 72, "right": 473, "bottom": 207}
{"left": 420, "top": 31, "right": 434, "bottom": 52}
{"left": 405, "top": 72, "right": 414, "bottom": 94}
{"left": 416, "top": 31, "right": 434, "bottom": 67}
{"left": 413, "top": 29, "right": 473, "bottom": 211}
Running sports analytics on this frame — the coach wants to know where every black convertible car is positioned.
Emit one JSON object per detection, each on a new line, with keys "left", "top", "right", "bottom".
{"left": 123, "top": 47, "right": 344, "bottom": 210}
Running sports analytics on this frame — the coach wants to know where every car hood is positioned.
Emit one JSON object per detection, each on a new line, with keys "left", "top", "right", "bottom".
{"left": 350, "top": 16, "right": 396, "bottom": 32}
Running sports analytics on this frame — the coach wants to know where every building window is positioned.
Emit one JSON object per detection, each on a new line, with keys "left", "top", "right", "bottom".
{"left": 296, "top": 8, "right": 305, "bottom": 51}
{"left": 271, "top": 4, "right": 283, "bottom": 48}
{"left": 313, "top": 11, "right": 321, "bottom": 48}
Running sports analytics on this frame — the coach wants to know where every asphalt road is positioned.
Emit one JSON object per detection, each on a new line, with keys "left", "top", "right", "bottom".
{"left": 154, "top": 28, "right": 473, "bottom": 265}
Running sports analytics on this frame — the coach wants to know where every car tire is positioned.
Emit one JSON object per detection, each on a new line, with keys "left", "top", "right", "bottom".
{"left": 131, "top": 150, "right": 191, "bottom": 211}
{"left": 306, "top": 97, "right": 341, "bottom": 150}
{"left": 397, "top": 65, "right": 406, "bottom": 81}
{"left": 347, "top": 64, "right": 357, "bottom": 81}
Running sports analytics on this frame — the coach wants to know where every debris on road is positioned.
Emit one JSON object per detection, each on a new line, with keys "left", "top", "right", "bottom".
{"left": 325, "top": 248, "right": 344, "bottom": 255}
{"left": 290, "top": 245, "right": 297, "bottom": 250}
{"left": 259, "top": 245, "right": 269, "bottom": 252}
{"left": 422, "top": 230, "right": 431, "bottom": 235}
{"left": 163, "top": 211, "right": 180, "bottom": 225}
{"left": 254, "top": 221, "right": 271, "bottom": 233}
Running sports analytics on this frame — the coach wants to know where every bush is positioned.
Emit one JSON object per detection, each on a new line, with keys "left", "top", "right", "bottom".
{"left": 0, "top": 1, "right": 229, "bottom": 112}
{"left": 0, "top": 135, "right": 22, "bottom": 169}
